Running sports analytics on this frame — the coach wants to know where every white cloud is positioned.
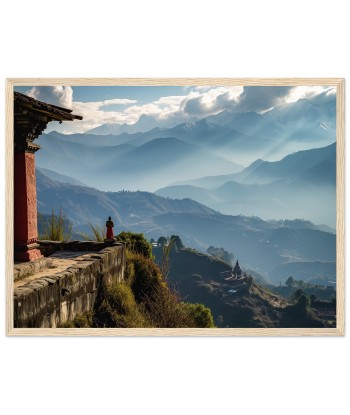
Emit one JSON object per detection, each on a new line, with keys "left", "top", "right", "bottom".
{"left": 60, "top": 97, "right": 138, "bottom": 133}
{"left": 27, "top": 86, "right": 73, "bottom": 108}
{"left": 124, "top": 95, "right": 187, "bottom": 121}
{"left": 100, "top": 98, "right": 138, "bottom": 107}
{"left": 24, "top": 86, "right": 139, "bottom": 133}
{"left": 285, "top": 86, "right": 336, "bottom": 103}
{"left": 35, "top": 85, "right": 336, "bottom": 134}
{"left": 182, "top": 86, "right": 243, "bottom": 116}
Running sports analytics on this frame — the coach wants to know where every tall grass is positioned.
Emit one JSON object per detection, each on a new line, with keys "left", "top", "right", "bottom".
{"left": 161, "top": 236, "right": 177, "bottom": 279}
{"left": 78, "top": 223, "right": 106, "bottom": 242}
{"left": 38, "top": 209, "right": 72, "bottom": 241}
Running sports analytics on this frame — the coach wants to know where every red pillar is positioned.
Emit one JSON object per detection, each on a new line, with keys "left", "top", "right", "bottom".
{"left": 14, "top": 151, "right": 42, "bottom": 262}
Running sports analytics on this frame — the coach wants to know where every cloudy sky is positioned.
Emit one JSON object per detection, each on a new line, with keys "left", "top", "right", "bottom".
{"left": 14, "top": 84, "right": 336, "bottom": 134}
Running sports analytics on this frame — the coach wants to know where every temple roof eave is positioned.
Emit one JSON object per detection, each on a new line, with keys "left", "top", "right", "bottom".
{"left": 14, "top": 91, "right": 83, "bottom": 122}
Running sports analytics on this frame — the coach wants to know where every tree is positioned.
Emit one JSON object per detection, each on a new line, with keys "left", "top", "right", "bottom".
{"left": 296, "top": 279, "right": 306, "bottom": 288}
{"left": 170, "top": 235, "right": 184, "bottom": 250}
{"left": 310, "top": 294, "right": 317, "bottom": 305}
{"left": 293, "top": 288, "right": 305, "bottom": 302}
{"left": 245, "top": 275, "right": 253, "bottom": 290}
{"left": 206, "top": 245, "right": 234, "bottom": 265}
{"left": 286, "top": 276, "right": 295, "bottom": 287}
{"left": 157, "top": 236, "right": 167, "bottom": 247}
{"left": 297, "top": 294, "right": 311, "bottom": 310}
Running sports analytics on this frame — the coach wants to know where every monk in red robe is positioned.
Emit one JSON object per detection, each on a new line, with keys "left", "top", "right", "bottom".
{"left": 106, "top": 216, "right": 114, "bottom": 239}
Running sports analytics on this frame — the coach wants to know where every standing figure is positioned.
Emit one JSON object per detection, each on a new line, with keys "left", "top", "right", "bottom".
{"left": 106, "top": 216, "right": 114, "bottom": 239}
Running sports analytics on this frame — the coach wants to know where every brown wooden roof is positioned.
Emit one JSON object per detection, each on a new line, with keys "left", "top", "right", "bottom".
{"left": 14, "top": 91, "right": 83, "bottom": 121}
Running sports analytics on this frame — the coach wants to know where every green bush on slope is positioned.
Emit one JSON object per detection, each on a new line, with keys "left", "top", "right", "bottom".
{"left": 86, "top": 232, "right": 215, "bottom": 328}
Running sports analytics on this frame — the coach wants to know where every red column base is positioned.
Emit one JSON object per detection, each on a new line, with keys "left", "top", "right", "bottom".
{"left": 15, "top": 248, "right": 43, "bottom": 262}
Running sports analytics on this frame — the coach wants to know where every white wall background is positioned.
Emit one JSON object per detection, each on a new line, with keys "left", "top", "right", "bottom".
{"left": 0, "top": 1, "right": 348, "bottom": 414}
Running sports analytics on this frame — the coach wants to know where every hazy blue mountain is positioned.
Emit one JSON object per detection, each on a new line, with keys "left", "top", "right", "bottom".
{"left": 226, "top": 111, "right": 283, "bottom": 139}
{"left": 36, "top": 169, "right": 336, "bottom": 284}
{"left": 43, "top": 130, "right": 136, "bottom": 147}
{"left": 79, "top": 102, "right": 335, "bottom": 159}
{"left": 267, "top": 219, "right": 335, "bottom": 233}
{"left": 264, "top": 98, "right": 335, "bottom": 128}
{"left": 268, "top": 261, "right": 336, "bottom": 285}
{"left": 40, "top": 97, "right": 336, "bottom": 189}
{"left": 239, "top": 142, "right": 336, "bottom": 184}
{"left": 207, "top": 129, "right": 273, "bottom": 154}
{"left": 105, "top": 136, "right": 240, "bottom": 171}
{"left": 172, "top": 159, "right": 265, "bottom": 188}
{"left": 294, "top": 159, "right": 336, "bottom": 186}
{"left": 156, "top": 180, "right": 335, "bottom": 228}
{"left": 168, "top": 142, "right": 336, "bottom": 188}
{"left": 204, "top": 109, "right": 238, "bottom": 126}
{"left": 155, "top": 143, "right": 336, "bottom": 227}
{"left": 202, "top": 100, "right": 335, "bottom": 163}
{"left": 36, "top": 169, "right": 216, "bottom": 232}
{"left": 36, "top": 170, "right": 124, "bottom": 226}
{"left": 205, "top": 98, "right": 336, "bottom": 142}
{"left": 85, "top": 114, "right": 174, "bottom": 135}
{"left": 95, "top": 136, "right": 243, "bottom": 191}
{"left": 37, "top": 167, "right": 88, "bottom": 186}
{"left": 36, "top": 133, "right": 243, "bottom": 192}
{"left": 36, "top": 134, "right": 135, "bottom": 182}
{"left": 135, "top": 118, "right": 275, "bottom": 164}
{"left": 155, "top": 184, "right": 219, "bottom": 205}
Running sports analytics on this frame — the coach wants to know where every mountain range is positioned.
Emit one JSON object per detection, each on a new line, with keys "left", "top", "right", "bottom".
{"left": 36, "top": 96, "right": 336, "bottom": 194}
{"left": 36, "top": 132, "right": 243, "bottom": 192}
{"left": 156, "top": 143, "right": 336, "bottom": 227}
{"left": 86, "top": 114, "right": 177, "bottom": 135}
{"left": 36, "top": 169, "right": 336, "bottom": 285}
{"left": 80, "top": 97, "right": 335, "bottom": 163}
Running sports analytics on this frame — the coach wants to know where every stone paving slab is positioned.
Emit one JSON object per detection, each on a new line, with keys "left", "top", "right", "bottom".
{"left": 14, "top": 251, "right": 93, "bottom": 289}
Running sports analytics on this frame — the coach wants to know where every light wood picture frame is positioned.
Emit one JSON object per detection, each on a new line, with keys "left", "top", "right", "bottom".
{"left": 6, "top": 78, "right": 345, "bottom": 336}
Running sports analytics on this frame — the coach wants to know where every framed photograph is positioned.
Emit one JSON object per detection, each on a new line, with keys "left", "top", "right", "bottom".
{"left": 6, "top": 78, "right": 345, "bottom": 336}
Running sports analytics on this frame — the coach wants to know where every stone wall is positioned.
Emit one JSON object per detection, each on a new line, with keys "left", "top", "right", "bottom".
{"left": 14, "top": 242, "right": 125, "bottom": 328}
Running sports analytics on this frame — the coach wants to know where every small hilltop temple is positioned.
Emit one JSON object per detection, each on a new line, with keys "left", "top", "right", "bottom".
{"left": 13, "top": 91, "right": 83, "bottom": 261}
{"left": 233, "top": 260, "right": 242, "bottom": 277}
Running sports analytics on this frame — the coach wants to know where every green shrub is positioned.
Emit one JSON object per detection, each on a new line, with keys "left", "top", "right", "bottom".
{"left": 125, "top": 255, "right": 136, "bottom": 284}
{"left": 89, "top": 235, "right": 216, "bottom": 328}
{"left": 181, "top": 303, "right": 215, "bottom": 328}
{"left": 107, "top": 283, "right": 138, "bottom": 315}
{"left": 73, "top": 312, "right": 93, "bottom": 328}
{"left": 58, "top": 312, "right": 92, "bottom": 328}
{"left": 93, "top": 280, "right": 148, "bottom": 328}
{"left": 58, "top": 320, "right": 75, "bottom": 328}
{"left": 116, "top": 231, "right": 153, "bottom": 258}
{"left": 296, "top": 294, "right": 311, "bottom": 310}
{"left": 142, "top": 287, "right": 194, "bottom": 328}
{"left": 129, "top": 252, "right": 166, "bottom": 303}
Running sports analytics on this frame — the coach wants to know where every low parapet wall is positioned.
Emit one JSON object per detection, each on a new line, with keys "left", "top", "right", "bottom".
{"left": 14, "top": 242, "right": 125, "bottom": 328}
